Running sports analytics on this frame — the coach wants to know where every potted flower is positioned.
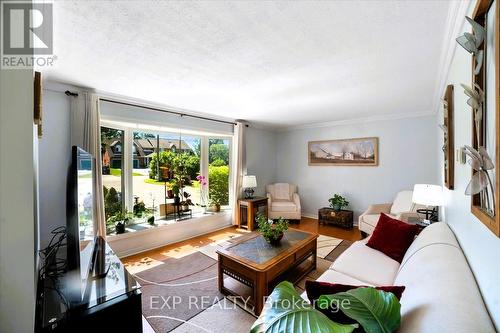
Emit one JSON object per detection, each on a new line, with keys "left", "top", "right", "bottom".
{"left": 328, "top": 194, "right": 349, "bottom": 212}
{"left": 172, "top": 183, "right": 181, "bottom": 204}
{"left": 166, "top": 180, "right": 175, "bottom": 199}
{"left": 196, "top": 175, "right": 208, "bottom": 211}
{"left": 181, "top": 192, "right": 194, "bottom": 211}
{"left": 210, "top": 197, "right": 222, "bottom": 212}
{"left": 107, "top": 211, "right": 131, "bottom": 235}
{"left": 256, "top": 215, "right": 289, "bottom": 246}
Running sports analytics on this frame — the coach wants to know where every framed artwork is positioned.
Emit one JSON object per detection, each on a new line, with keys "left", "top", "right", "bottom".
{"left": 468, "top": 0, "right": 499, "bottom": 236}
{"left": 308, "top": 137, "right": 378, "bottom": 166}
{"left": 442, "top": 84, "right": 454, "bottom": 190}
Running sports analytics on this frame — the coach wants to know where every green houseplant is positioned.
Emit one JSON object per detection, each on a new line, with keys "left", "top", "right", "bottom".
{"left": 147, "top": 214, "right": 155, "bottom": 226}
{"left": 251, "top": 281, "right": 402, "bottom": 333}
{"left": 329, "top": 194, "right": 349, "bottom": 211}
{"left": 107, "top": 211, "right": 132, "bottom": 234}
{"left": 256, "top": 215, "right": 289, "bottom": 245}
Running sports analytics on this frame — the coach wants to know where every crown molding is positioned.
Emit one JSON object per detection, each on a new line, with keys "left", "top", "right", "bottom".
{"left": 431, "top": 0, "right": 471, "bottom": 114}
{"left": 278, "top": 110, "right": 435, "bottom": 132}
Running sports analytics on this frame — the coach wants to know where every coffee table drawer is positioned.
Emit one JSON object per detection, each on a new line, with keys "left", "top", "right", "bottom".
{"left": 267, "top": 255, "right": 295, "bottom": 280}
{"left": 220, "top": 256, "right": 256, "bottom": 280}
{"left": 295, "top": 239, "right": 316, "bottom": 260}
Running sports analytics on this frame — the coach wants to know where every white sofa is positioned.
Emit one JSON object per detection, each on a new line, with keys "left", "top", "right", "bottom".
{"left": 266, "top": 183, "right": 301, "bottom": 221}
{"left": 359, "top": 190, "right": 421, "bottom": 235}
{"left": 302, "top": 223, "right": 496, "bottom": 332}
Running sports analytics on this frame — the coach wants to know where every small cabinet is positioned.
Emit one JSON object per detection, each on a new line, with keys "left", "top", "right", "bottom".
{"left": 318, "top": 208, "right": 353, "bottom": 229}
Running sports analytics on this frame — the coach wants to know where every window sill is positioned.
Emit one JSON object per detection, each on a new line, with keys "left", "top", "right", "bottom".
{"left": 106, "top": 211, "right": 233, "bottom": 257}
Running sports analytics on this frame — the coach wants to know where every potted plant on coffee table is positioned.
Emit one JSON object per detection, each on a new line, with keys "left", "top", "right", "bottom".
{"left": 256, "top": 214, "right": 289, "bottom": 246}
{"left": 328, "top": 194, "right": 349, "bottom": 211}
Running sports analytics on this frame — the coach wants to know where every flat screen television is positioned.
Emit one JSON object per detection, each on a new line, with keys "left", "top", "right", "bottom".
{"left": 66, "top": 146, "right": 95, "bottom": 301}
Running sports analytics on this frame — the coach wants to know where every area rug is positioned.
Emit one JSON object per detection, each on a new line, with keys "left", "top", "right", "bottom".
{"left": 134, "top": 233, "right": 353, "bottom": 333}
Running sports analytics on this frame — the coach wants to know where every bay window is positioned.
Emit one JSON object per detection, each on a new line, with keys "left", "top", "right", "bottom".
{"left": 100, "top": 122, "right": 232, "bottom": 235}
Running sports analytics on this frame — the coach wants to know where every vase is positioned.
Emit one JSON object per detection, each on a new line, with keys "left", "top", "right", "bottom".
{"left": 115, "top": 222, "right": 125, "bottom": 234}
{"left": 332, "top": 204, "right": 341, "bottom": 211}
{"left": 267, "top": 233, "right": 284, "bottom": 246}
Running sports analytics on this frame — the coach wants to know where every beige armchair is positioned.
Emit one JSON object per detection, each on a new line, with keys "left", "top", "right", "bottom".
{"left": 266, "top": 183, "right": 301, "bottom": 221}
{"left": 359, "top": 190, "right": 422, "bottom": 236}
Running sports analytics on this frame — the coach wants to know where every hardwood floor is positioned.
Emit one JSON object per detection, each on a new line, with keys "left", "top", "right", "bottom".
{"left": 290, "top": 217, "right": 362, "bottom": 241}
{"left": 122, "top": 217, "right": 361, "bottom": 272}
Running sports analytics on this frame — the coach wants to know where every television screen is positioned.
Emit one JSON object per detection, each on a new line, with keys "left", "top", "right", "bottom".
{"left": 66, "top": 146, "right": 95, "bottom": 302}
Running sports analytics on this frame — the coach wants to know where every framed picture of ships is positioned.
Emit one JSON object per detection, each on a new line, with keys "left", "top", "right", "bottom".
{"left": 308, "top": 137, "right": 378, "bottom": 166}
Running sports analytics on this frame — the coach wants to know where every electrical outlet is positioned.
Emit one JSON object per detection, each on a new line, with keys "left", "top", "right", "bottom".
{"left": 457, "top": 147, "right": 466, "bottom": 164}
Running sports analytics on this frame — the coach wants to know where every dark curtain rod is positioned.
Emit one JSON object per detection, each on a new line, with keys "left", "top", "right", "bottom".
{"left": 64, "top": 90, "right": 238, "bottom": 126}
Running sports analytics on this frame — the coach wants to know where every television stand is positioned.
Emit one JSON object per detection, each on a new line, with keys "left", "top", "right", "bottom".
{"left": 89, "top": 236, "right": 111, "bottom": 279}
{"left": 35, "top": 238, "right": 142, "bottom": 332}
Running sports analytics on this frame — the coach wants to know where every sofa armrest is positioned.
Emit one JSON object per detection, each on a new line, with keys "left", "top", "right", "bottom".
{"left": 266, "top": 193, "right": 272, "bottom": 211}
{"left": 395, "top": 212, "right": 420, "bottom": 222}
{"left": 292, "top": 193, "right": 301, "bottom": 211}
{"left": 363, "top": 203, "right": 392, "bottom": 215}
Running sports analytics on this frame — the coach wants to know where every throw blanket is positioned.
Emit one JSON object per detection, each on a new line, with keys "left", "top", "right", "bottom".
{"left": 274, "top": 183, "right": 290, "bottom": 200}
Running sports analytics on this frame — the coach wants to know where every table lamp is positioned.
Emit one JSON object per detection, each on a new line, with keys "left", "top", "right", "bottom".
{"left": 242, "top": 175, "right": 257, "bottom": 199}
{"left": 412, "top": 184, "right": 443, "bottom": 224}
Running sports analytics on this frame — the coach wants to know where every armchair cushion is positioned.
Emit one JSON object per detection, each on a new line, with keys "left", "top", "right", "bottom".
{"left": 271, "top": 201, "right": 297, "bottom": 212}
{"left": 274, "top": 183, "right": 291, "bottom": 200}
{"left": 390, "top": 190, "right": 414, "bottom": 215}
{"left": 364, "top": 203, "right": 392, "bottom": 215}
{"left": 361, "top": 214, "right": 382, "bottom": 229}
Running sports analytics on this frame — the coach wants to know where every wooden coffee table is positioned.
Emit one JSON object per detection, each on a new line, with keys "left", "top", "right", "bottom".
{"left": 216, "top": 230, "right": 318, "bottom": 315}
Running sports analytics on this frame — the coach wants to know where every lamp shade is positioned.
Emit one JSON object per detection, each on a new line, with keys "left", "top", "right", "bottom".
{"left": 412, "top": 184, "right": 443, "bottom": 206}
{"left": 242, "top": 175, "right": 257, "bottom": 188}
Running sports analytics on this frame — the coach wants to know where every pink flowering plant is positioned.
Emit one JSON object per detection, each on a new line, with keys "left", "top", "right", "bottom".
{"left": 196, "top": 175, "right": 208, "bottom": 208}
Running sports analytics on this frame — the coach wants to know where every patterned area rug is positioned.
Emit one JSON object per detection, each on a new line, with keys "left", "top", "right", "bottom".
{"left": 134, "top": 233, "right": 352, "bottom": 333}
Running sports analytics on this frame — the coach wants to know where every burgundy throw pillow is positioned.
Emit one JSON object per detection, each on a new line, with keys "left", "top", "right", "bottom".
{"left": 305, "top": 280, "right": 405, "bottom": 324}
{"left": 366, "top": 213, "right": 419, "bottom": 263}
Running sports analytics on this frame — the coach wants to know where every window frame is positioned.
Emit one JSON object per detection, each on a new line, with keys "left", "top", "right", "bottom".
{"left": 100, "top": 120, "right": 233, "bottom": 227}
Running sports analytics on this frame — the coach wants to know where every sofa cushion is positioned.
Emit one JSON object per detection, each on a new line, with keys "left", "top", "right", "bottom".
{"left": 394, "top": 223, "right": 495, "bottom": 333}
{"left": 300, "top": 270, "right": 371, "bottom": 302}
{"left": 390, "top": 190, "right": 414, "bottom": 215}
{"left": 331, "top": 238, "right": 400, "bottom": 286}
{"left": 366, "top": 213, "right": 419, "bottom": 263}
{"left": 271, "top": 201, "right": 296, "bottom": 212}
{"left": 316, "top": 269, "right": 371, "bottom": 286}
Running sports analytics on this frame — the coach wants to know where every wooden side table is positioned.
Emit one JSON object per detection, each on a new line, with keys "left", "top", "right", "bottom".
{"left": 238, "top": 197, "right": 268, "bottom": 231}
{"left": 318, "top": 208, "right": 353, "bottom": 229}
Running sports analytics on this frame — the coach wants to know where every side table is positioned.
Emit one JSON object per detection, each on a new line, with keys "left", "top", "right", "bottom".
{"left": 238, "top": 197, "right": 268, "bottom": 231}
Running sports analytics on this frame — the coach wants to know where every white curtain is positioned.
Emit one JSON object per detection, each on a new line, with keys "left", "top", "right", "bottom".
{"left": 71, "top": 92, "right": 106, "bottom": 238}
{"left": 231, "top": 121, "right": 246, "bottom": 225}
